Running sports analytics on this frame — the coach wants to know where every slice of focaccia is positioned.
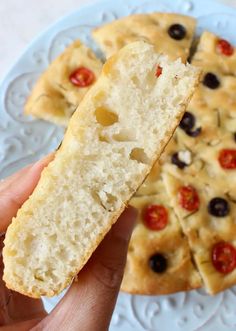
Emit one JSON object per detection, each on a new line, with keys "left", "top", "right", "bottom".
{"left": 121, "top": 179, "right": 201, "bottom": 295}
{"left": 3, "top": 41, "right": 200, "bottom": 298}
{"left": 93, "top": 13, "right": 196, "bottom": 61}
{"left": 25, "top": 40, "right": 103, "bottom": 126}
{"left": 163, "top": 172, "right": 236, "bottom": 294}
{"left": 193, "top": 31, "right": 236, "bottom": 75}
{"left": 190, "top": 31, "right": 236, "bottom": 114}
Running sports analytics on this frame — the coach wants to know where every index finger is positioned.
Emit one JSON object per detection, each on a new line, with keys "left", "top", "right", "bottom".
{"left": 0, "top": 154, "right": 54, "bottom": 233}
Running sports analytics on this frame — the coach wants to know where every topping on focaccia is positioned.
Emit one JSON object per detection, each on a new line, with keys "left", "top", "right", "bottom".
{"left": 217, "top": 39, "right": 234, "bottom": 56}
{"left": 212, "top": 242, "right": 236, "bottom": 274}
{"left": 69, "top": 67, "right": 95, "bottom": 87}
{"left": 143, "top": 204, "right": 168, "bottom": 231}
{"left": 218, "top": 149, "right": 236, "bottom": 169}
{"left": 155, "top": 65, "right": 163, "bottom": 77}
{"left": 168, "top": 23, "right": 186, "bottom": 40}
{"left": 208, "top": 197, "right": 230, "bottom": 217}
{"left": 202, "top": 72, "right": 220, "bottom": 89}
{"left": 149, "top": 253, "right": 168, "bottom": 273}
{"left": 178, "top": 185, "right": 200, "bottom": 211}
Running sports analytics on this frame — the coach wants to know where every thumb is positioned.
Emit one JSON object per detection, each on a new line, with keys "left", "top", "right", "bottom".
{"left": 36, "top": 206, "right": 137, "bottom": 331}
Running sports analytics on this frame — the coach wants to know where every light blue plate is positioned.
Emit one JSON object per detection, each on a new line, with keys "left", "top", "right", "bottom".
{"left": 1, "top": 0, "right": 236, "bottom": 330}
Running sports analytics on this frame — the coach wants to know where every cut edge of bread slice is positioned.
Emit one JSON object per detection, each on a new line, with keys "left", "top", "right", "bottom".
{"left": 3, "top": 41, "right": 200, "bottom": 298}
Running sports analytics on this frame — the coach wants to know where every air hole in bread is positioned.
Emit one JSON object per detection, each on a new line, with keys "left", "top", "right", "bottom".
{"left": 7, "top": 249, "right": 17, "bottom": 257}
{"left": 130, "top": 148, "right": 151, "bottom": 164}
{"left": 105, "top": 193, "right": 117, "bottom": 207}
{"left": 146, "top": 70, "right": 157, "bottom": 86}
{"left": 73, "top": 221, "right": 80, "bottom": 228}
{"left": 69, "top": 259, "right": 77, "bottom": 267}
{"left": 98, "top": 191, "right": 118, "bottom": 211}
{"left": 113, "top": 129, "right": 136, "bottom": 142}
{"left": 99, "top": 134, "right": 109, "bottom": 143}
{"left": 91, "top": 191, "right": 107, "bottom": 210}
{"left": 128, "top": 245, "right": 134, "bottom": 253}
{"left": 95, "top": 107, "right": 118, "bottom": 126}
{"left": 24, "top": 235, "right": 34, "bottom": 249}
{"left": 57, "top": 247, "right": 69, "bottom": 260}
{"left": 34, "top": 273, "right": 44, "bottom": 282}
{"left": 131, "top": 75, "right": 140, "bottom": 86}
{"left": 91, "top": 212, "right": 99, "bottom": 219}
{"left": 48, "top": 234, "right": 57, "bottom": 244}
{"left": 16, "top": 257, "right": 26, "bottom": 266}
{"left": 93, "top": 91, "right": 106, "bottom": 103}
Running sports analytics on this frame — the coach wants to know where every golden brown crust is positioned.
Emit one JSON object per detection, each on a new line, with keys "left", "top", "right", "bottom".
{"left": 25, "top": 40, "right": 103, "bottom": 126}
{"left": 93, "top": 13, "right": 196, "bottom": 61}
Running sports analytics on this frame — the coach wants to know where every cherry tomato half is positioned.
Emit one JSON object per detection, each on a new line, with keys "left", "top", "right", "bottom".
{"left": 156, "top": 65, "right": 163, "bottom": 77}
{"left": 217, "top": 39, "right": 234, "bottom": 56}
{"left": 218, "top": 149, "right": 236, "bottom": 169}
{"left": 69, "top": 67, "right": 95, "bottom": 87}
{"left": 143, "top": 204, "right": 168, "bottom": 231}
{"left": 212, "top": 242, "right": 236, "bottom": 274}
{"left": 178, "top": 185, "right": 200, "bottom": 211}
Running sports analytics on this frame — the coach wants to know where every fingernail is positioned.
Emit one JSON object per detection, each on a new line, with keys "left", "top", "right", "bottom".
{"left": 113, "top": 205, "right": 138, "bottom": 241}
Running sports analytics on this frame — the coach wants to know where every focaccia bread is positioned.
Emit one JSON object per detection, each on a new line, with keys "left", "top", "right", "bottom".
{"left": 158, "top": 31, "right": 236, "bottom": 294}
{"left": 190, "top": 31, "right": 236, "bottom": 114}
{"left": 122, "top": 180, "right": 201, "bottom": 295}
{"left": 3, "top": 41, "right": 200, "bottom": 298}
{"left": 25, "top": 40, "right": 103, "bottom": 126}
{"left": 161, "top": 113, "right": 236, "bottom": 191}
{"left": 93, "top": 13, "right": 196, "bottom": 61}
{"left": 193, "top": 31, "right": 236, "bottom": 75}
{"left": 163, "top": 173, "right": 236, "bottom": 294}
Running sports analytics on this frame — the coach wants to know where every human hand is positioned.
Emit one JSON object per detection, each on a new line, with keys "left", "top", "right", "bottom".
{"left": 0, "top": 155, "right": 137, "bottom": 331}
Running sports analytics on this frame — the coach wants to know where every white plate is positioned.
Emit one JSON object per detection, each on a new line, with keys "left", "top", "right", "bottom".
{"left": 1, "top": 0, "right": 236, "bottom": 330}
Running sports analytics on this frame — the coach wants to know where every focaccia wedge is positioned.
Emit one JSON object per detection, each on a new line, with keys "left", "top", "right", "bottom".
{"left": 25, "top": 40, "right": 103, "bottom": 126}
{"left": 163, "top": 172, "right": 236, "bottom": 294}
{"left": 93, "top": 13, "right": 196, "bottom": 61}
{"left": 122, "top": 177, "right": 201, "bottom": 295}
{"left": 3, "top": 41, "right": 199, "bottom": 298}
{"left": 190, "top": 31, "right": 236, "bottom": 114}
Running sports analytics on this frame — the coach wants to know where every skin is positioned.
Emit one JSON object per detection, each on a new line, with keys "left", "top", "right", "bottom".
{"left": 0, "top": 155, "right": 137, "bottom": 331}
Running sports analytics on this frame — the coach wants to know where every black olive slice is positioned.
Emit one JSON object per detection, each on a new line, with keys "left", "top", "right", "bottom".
{"left": 168, "top": 24, "right": 186, "bottom": 40}
{"left": 171, "top": 152, "right": 187, "bottom": 169}
{"left": 149, "top": 253, "right": 168, "bottom": 273}
{"left": 203, "top": 73, "right": 220, "bottom": 89}
{"left": 208, "top": 197, "right": 229, "bottom": 217}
